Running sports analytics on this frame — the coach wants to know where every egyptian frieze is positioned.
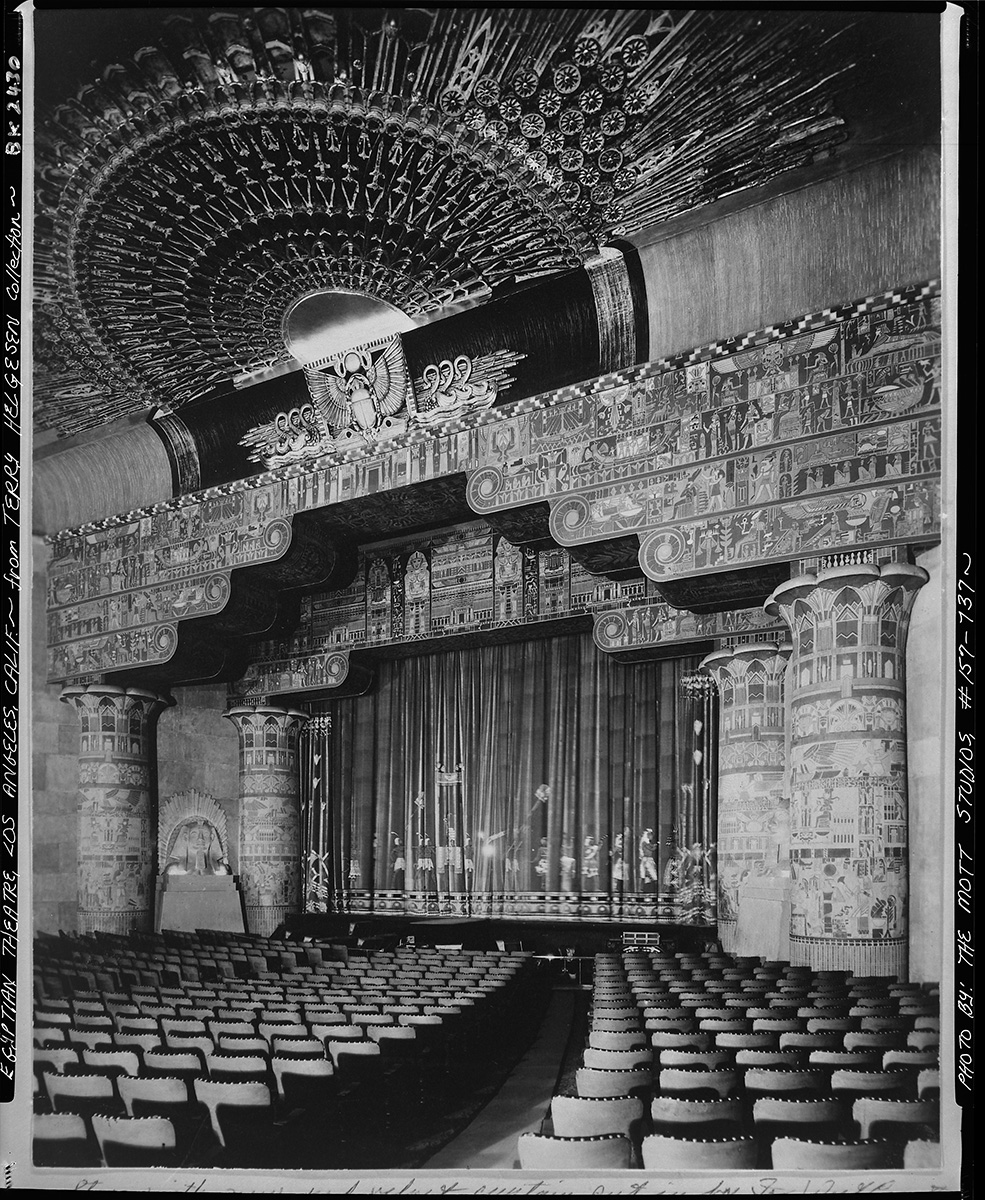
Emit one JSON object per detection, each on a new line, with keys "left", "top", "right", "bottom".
{"left": 467, "top": 293, "right": 940, "bottom": 574}
{"left": 638, "top": 478, "right": 939, "bottom": 581}
{"left": 592, "top": 600, "right": 783, "bottom": 655}
{"left": 46, "top": 283, "right": 941, "bottom": 683}
{"left": 536, "top": 411, "right": 939, "bottom": 546}
{"left": 47, "top": 495, "right": 294, "bottom": 680}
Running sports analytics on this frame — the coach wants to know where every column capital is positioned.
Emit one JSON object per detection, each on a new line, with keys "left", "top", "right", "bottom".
{"left": 766, "top": 562, "right": 929, "bottom": 618}
{"left": 224, "top": 704, "right": 309, "bottom": 726}
{"left": 60, "top": 684, "right": 173, "bottom": 718}
{"left": 700, "top": 642, "right": 793, "bottom": 680}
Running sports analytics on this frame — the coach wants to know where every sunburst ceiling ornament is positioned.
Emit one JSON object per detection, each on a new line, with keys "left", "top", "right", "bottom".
{"left": 33, "top": 6, "right": 855, "bottom": 437}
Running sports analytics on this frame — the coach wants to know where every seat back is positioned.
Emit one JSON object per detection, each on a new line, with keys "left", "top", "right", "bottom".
{"left": 192, "top": 1079, "right": 272, "bottom": 1147}
{"left": 882, "top": 1048, "right": 938, "bottom": 1070}
{"left": 903, "top": 1139, "right": 941, "bottom": 1167}
{"left": 649, "top": 1031, "right": 712, "bottom": 1052}
{"left": 734, "top": 1049, "right": 807, "bottom": 1069}
{"left": 743, "top": 1067, "right": 826, "bottom": 1096}
{"left": 43, "top": 1071, "right": 116, "bottom": 1115}
{"left": 32, "top": 1112, "right": 100, "bottom": 1168}
{"left": 206, "top": 1054, "right": 269, "bottom": 1082}
{"left": 550, "top": 1093, "right": 645, "bottom": 1139}
{"left": 752, "top": 1096, "right": 849, "bottom": 1139}
{"left": 575, "top": 1067, "right": 651, "bottom": 1099}
{"left": 517, "top": 1133, "right": 632, "bottom": 1170}
{"left": 641, "top": 1134, "right": 757, "bottom": 1169}
{"left": 327, "top": 1039, "right": 382, "bottom": 1070}
{"left": 118, "top": 1074, "right": 190, "bottom": 1117}
{"left": 270, "top": 1055, "right": 335, "bottom": 1100}
{"left": 91, "top": 1115, "right": 177, "bottom": 1168}
{"left": 852, "top": 1097, "right": 939, "bottom": 1140}
{"left": 81, "top": 1048, "right": 141, "bottom": 1077}
{"left": 830, "top": 1068, "right": 910, "bottom": 1096}
{"left": 582, "top": 1047, "right": 652, "bottom": 1071}
{"left": 142, "top": 1050, "right": 204, "bottom": 1079}
{"left": 659, "top": 1049, "right": 734, "bottom": 1071}
{"left": 657, "top": 1067, "right": 739, "bottom": 1098}
{"left": 770, "top": 1137, "right": 895, "bottom": 1170}
{"left": 588, "top": 1030, "right": 648, "bottom": 1051}
{"left": 34, "top": 1047, "right": 81, "bottom": 1075}
{"left": 649, "top": 1095, "right": 747, "bottom": 1135}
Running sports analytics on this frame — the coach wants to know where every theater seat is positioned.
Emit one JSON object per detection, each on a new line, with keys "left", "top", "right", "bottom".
{"left": 550, "top": 1094, "right": 644, "bottom": 1140}
{"left": 43, "top": 1071, "right": 122, "bottom": 1118}
{"left": 517, "top": 1133, "right": 633, "bottom": 1170}
{"left": 852, "top": 1097, "right": 939, "bottom": 1141}
{"left": 582, "top": 1047, "right": 652, "bottom": 1071}
{"left": 641, "top": 1134, "right": 758, "bottom": 1169}
{"left": 769, "top": 1137, "right": 896, "bottom": 1170}
{"left": 575, "top": 1067, "right": 651, "bottom": 1099}
{"left": 752, "top": 1096, "right": 850, "bottom": 1142}
{"left": 657, "top": 1067, "right": 739, "bottom": 1099}
{"left": 91, "top": 1115, "right": 178, "bottom": 1168}
{"left": 33, "top": 1113, "right": 101, "bottom": 1168}
{"left": 650, "top": 1096, "right": 748, "bottom": 1137}
{"left": 903, "top": 1138, "right": 941, "bottom": 1167}
{"left": 192, "top": 1079, "right": 274, "bottom": 1151}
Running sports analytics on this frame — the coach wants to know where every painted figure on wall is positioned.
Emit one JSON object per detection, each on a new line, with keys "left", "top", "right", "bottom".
{"left": 582, "top": 835, "right": 601, "bottom": 891}
{"left": 388, "top": 835, "right": 406, "bottom": 890}
{"left": 639, "top": 828, "right": 659, "bottom": 889}
{"left": 611, "top": 825, "right": 632, "bottom": 893}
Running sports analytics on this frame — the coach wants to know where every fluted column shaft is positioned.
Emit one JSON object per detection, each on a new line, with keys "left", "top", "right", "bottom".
{"left": 61, "top": 685, "right": 171, "bottom": 935}
{"left": 765, "top": 563, "right": 928, "bottom": 977}
{"left": 701, "top": 643, "right": 792, "bottom": 953}
{"left": 224, "top": 706, "right": 309, "bottom": 936}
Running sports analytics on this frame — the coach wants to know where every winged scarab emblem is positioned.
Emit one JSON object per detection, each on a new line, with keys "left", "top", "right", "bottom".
{"left": 240, "top": 335, "right": 410, "bottom": 467}
{"left": 305, "top": 336, "right": 408, "bottom": 437}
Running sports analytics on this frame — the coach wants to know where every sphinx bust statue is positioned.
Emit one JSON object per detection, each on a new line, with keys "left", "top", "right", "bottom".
{"left": 164, "top": 818, "right": 230, "bottom": 876}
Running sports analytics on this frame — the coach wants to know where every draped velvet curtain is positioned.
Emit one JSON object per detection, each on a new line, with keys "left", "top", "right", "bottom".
{"left": 300, "top": 632, "right": 717, "bottom": 924}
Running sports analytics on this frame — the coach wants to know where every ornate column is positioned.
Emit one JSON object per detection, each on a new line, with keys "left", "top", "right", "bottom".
{"left": 765, "top": 562, "right": 928, "bottom": 978}
{"left": 224, "top": 706, "right": 309, "bottom": 936}
{"left": 60, "top": 685, "right": 172, "bottom": 935}
{"left": 700, "top": 643, "right": 792, "bottom": 955}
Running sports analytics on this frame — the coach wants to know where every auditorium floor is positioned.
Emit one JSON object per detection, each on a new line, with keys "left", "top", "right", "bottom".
{"left": 422, "top": 986, "right": 580, "bottom": 1170}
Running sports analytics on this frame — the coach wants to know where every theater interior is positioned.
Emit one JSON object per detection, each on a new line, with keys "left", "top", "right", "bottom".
{"left": 20, "top": 4, "right": 958, "bottom": 1187}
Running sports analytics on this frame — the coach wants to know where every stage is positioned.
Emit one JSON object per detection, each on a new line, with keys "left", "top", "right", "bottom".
{"left": 284, "top": 910, "right": 718, "bottom": 958}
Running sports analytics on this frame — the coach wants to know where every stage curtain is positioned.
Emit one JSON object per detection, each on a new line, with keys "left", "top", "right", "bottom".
{"left": 300, "top": 632, "right": 717, "bottom": 923}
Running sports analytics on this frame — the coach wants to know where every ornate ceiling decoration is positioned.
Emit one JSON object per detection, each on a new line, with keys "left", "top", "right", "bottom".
{"left": 34, "top": 6, "right": 855, "bottom": 437}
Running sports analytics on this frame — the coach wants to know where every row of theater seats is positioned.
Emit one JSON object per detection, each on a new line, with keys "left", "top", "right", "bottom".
{"left": 518, "top": 950, "right": 941, "bottom": 1171}
{"left": 33, "top": 929, "right": 536, "bottom": 1169}
{"left": 35, "top": 928, "right": 362, "bottom": 996}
